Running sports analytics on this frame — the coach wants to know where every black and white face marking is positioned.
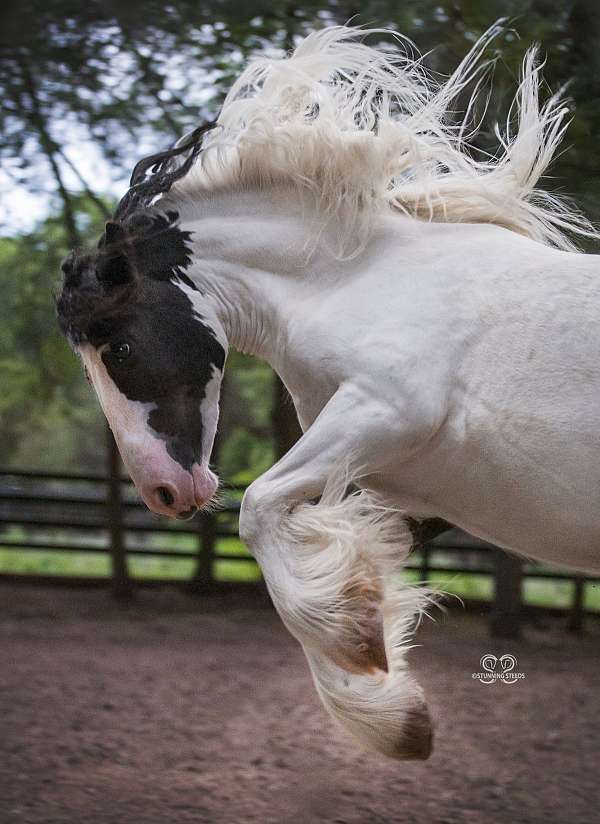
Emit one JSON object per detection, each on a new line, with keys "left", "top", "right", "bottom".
{"left": 57, "top": 209, "right": 228, "bottom": 517}
{"left": 86, "top": 277, "right": 226, "bottom": 470}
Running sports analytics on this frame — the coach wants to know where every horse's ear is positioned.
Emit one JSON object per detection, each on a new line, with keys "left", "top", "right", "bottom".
{"left": 60, "top": 251, "right": 77, "bottom": 286}
{"left": 61, "top": 251, "right": 75, "bottom": 276}
{"left": 101, "top": 220, "right": 127, "bottom": 248}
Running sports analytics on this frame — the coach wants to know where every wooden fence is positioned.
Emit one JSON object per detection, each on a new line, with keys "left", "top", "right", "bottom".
{"left": 0, "top": 468, "right": 598, "bottom": 635}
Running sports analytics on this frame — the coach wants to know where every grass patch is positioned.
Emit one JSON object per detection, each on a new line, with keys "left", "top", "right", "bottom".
{"left": 585, "top": 581, "right": 600, "bottom": 612}
{"left": 403, "top": 569, "right": 494, "bottom": 602}
{"left": 0, "top": 547, "right": 110, "bottom": 576}
{"left": 128, "top": 556, "right": 195, "bottom": 580}
{"left": 0, "top": 536, "right": 259, "bottom": 583}
{"left": 523, "top": 578, "right": 574, "bottom": 610}
{"left": 214, "top": 558, "right": 261, "bottom": 583}
{"left": 217, "top": 537, "right": 253, "bottom": 556}
{"left": 214, "top": 536, "right": 262, "bottom": 582}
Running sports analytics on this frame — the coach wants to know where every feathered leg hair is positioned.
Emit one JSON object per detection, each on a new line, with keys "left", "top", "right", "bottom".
{"left": 260, "top": 467, "right": 434, "bottom": 759}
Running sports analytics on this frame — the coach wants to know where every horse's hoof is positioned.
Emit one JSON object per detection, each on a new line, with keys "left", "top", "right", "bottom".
{"left": 386, "top": 701, "right": 433, "bottom": 760}
{"left": 305, "top": 647, "right": 434, "bottom": 761}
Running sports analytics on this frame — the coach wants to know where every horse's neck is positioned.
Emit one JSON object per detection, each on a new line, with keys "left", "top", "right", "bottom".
{"left": 180, "top": 187, "right": 353, "bottom": 367}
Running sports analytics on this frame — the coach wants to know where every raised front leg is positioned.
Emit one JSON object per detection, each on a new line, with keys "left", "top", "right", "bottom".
{"left": 239, "top": 384, "right": 434, "bottom": 759}
{"left": 240, "top": 384, "right": 396, "bottom": 670}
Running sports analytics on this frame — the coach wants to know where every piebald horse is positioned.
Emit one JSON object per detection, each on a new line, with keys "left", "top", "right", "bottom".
{"left": 57, "top": 25, "right": 600, "bottom": 760}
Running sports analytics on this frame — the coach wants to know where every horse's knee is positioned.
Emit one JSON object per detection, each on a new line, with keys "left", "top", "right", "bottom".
{"left": 239, "top": 481, "right": 277, "bottom": 547}
{"left": 239, "top": 485, "right": 261, "bottom": 546}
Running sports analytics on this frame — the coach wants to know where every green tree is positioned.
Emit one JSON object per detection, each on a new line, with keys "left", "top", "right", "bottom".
{"left": 0, "top": 196, "right": 107, "bottom": 469}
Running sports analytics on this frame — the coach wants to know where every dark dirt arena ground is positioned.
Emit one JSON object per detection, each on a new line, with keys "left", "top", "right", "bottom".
{"left": 1, "top": 584, "right": 599, "bottom": 824}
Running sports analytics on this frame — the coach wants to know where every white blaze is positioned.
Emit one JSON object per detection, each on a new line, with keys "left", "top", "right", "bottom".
{"left": 79, "top": 343, "right": 197, "bottom": 513}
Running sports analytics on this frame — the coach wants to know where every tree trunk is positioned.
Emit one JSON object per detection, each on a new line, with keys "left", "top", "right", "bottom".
{"left": 490, "top": 549, "right": 522, "bottom": 638}
{"left": 17, "top": 57, "right": 80, "bottom": 248}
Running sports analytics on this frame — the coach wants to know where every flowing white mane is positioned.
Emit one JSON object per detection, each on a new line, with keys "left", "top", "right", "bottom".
{"left": 170, "top": 23, "right": 598, "bottom": 254}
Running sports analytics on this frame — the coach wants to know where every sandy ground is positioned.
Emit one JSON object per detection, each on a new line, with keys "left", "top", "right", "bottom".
{"left": 0, "top": 584, "right": 599, "bottom": 824}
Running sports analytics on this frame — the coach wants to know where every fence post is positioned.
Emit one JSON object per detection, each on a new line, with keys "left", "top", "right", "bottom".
{"left": 189, "top": 511, "right": 216, "bottom": 592}
{"left": 568, "top": 576, "right": 585, "bottom": 633}
{"left": 106, "top": 426, "right": 132, "bottom": 599}
{"left": 490, "top": 549, "right": 522, "bottom": 637}
{"left": 420, "top": 544, "right": 430, "bottom": 583}
{"left": 406, "top": 517, "right": 452, "bottom": 583}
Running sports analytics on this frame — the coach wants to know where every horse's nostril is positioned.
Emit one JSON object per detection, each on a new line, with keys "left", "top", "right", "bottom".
{"left": 157, "top": 486, "right": 175, "bottom": 507}
{"left": 176, "top": 506, "right": 198, "bottom": 521}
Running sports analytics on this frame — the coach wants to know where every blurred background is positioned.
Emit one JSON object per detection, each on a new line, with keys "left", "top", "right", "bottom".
{"left": 0, "top": 0, "right": 599, "bottom": 624}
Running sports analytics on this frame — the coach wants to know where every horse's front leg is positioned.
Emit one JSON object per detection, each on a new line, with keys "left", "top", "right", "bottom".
{"left": 240, "top": 384, "right": 401, "bottom": 672}
{"left": 239, "top": 386, "right": 433, "bottom": 760}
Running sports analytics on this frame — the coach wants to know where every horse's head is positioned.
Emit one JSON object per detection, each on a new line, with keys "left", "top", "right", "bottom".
{"left": 57, "top": 208, "right": 227, "bottom": 518}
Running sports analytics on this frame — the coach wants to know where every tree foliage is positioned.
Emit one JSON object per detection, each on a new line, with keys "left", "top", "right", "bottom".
{"left": 1, "top": 0, "right": 599, "bottom": 473}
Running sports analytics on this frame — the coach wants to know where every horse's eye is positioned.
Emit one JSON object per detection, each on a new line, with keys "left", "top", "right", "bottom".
{"left": 109, "top": 342, "right": 131, "bottom": 362}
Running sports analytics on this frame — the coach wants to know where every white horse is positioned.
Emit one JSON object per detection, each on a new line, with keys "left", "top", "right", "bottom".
{"left": 57, "top": 25, "right": 600, "bottom": 760}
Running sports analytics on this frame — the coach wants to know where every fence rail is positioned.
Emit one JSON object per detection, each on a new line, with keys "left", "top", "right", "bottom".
{"left": 1, "top": 468, "right": 598, "bottom": 634}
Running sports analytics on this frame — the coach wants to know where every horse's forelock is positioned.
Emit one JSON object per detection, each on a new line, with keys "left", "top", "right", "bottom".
{"left": 57, "top": 207, "right": 194, "bottom": 345}
{"left": 56, "top": 245, "right": 140, "bottom": 345}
